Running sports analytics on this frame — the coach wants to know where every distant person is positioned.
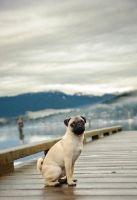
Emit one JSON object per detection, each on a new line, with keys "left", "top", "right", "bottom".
{"left": 18, "top": 118, "right": 24, "bottom": 144}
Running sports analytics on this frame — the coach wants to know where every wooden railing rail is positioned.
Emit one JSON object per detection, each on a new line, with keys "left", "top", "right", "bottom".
{"left": 83, "top": 125, "right": 122, "bottom": 144}
{"left": 0, "top": 125, "right": 122, "bottom": 176}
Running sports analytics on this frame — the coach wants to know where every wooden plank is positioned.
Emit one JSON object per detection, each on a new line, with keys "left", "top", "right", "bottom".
{"left": 1, "top": 177, "right": 137, "bottom": 184}
{"left": 1, "top": 173, "right": 137, "bottom": 179}
{"left": 12, "top": 169, "right": 137, "bottom": 175}
{"left": 0, "top": 182, "right": 137, "bottom": 189}
{"left": 14, "top": 166, "right": 137, "bottom": 171}
{"left": 0, "top": 196, "right": 137, "bottom": 200}
{"left": 0, "top": 188, "right": 137, "bottom": 196}
{"left": 0, "top": 174, "right": 137, "bottom": 181}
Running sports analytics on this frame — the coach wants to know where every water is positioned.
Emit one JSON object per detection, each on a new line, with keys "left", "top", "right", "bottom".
{"left": 0, "top": 121, "right": 66, "bottom": 165}
{"left": 0, "top": 119, "right": 137, "bottom": 164}
{"left": 87, "top": 118, "right": 137, "bottom": 131}
{"left": 0, "top": 122, "right": 66, "bottom": 150}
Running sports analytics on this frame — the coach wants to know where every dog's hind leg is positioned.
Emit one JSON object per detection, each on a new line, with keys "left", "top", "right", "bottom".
{"left": 44, "top": 180, "right": 60, "bottom": 187}
{"left": 44, "top": 166, "right": 62, "bottom": 187}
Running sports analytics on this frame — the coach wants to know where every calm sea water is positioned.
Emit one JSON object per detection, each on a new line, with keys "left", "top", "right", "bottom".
{"left": 0, "top": 119, "right": 137, "bottom": 164}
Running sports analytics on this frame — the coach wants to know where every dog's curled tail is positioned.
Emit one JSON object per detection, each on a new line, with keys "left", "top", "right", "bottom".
{"left": 37, "top": 158, "right": 44, "bottom": 172}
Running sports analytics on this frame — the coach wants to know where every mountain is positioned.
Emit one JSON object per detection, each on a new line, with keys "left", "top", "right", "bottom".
{"left": 103, "top": 90, "right": 137, "bottom": 104}
{"left": 0, "top": 91, "right": 115, "bottom": 118}
{"left": 95, "top": 90, "right": 137, "bottom": 122}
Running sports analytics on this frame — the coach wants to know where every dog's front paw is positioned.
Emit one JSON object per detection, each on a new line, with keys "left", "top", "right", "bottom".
{"left": 73, "top": 179, "right": 77, "bottom": 182}
{"left": 68, "top": 181, "right": 76, "bottom": 186}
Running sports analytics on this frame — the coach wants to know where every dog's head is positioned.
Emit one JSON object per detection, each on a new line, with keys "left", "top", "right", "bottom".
{"left": 64, "top": 116, "right": 86, "bottom": 135}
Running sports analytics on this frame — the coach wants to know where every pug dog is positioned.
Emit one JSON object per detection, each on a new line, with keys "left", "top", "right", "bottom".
{"left": 37, "top": 116, "right": 86, "bottom": 187}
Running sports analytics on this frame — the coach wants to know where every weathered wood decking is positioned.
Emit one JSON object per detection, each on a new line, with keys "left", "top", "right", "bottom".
{"left": 0, "top": 130, "right": 137, "bottom": 199}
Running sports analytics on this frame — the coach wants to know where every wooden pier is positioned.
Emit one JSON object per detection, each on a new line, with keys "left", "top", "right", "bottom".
{"left": 0, "top": 126, "right": 137, "bottom": 199}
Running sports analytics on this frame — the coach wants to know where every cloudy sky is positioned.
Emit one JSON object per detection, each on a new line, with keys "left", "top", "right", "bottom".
{"left": 0, "top": 0, "right": 137, "bottom": 97}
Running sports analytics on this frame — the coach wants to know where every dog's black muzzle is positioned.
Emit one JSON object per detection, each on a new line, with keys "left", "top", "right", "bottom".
{"left": 74, "top": 127, "right": 85, "bottom": 135}
{"left": 73, "top": 122, "right": 85, "bottom": 135}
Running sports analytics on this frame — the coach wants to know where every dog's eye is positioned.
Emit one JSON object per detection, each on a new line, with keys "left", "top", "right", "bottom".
{"left": 81, "top": 120, "right": 85, "bottom": 124}
{"left": 70, "top": 122, "right": 76, "bottom": 127}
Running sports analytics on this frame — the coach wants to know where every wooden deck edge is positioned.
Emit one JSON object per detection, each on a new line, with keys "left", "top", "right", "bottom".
{"left": 0, "top": 125, "right": 122, "bottom": 176}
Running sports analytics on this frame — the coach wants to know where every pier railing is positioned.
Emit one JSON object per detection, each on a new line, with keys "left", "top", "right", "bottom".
{"left": 0, "top": 125, "right": 122, "bottom": 176}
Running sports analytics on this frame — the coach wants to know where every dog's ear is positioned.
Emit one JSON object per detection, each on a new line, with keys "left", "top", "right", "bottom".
{"left": 81, "top": 116, "right": 86, "bottom": 123}
{"left": 64, "top": 118, "right": 71, "bottom": 126}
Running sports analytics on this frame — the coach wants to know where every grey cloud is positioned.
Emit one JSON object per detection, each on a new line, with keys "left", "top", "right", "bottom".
{"left": 0, "top": 0, "right": 137, "bottom": 96}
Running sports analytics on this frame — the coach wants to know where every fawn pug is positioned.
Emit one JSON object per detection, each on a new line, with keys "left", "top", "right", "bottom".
{"left": 37, "top": 116, "right": 86, "bottom": 186}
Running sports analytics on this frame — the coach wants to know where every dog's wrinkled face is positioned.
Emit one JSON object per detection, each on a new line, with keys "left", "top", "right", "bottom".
{"left": 64, "top": 116, "right": 86, "bottom": 135}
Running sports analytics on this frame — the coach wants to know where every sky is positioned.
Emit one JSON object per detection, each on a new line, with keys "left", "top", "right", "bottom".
{"left": 0, "top": 0, "right": 137, "bottom": 97}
